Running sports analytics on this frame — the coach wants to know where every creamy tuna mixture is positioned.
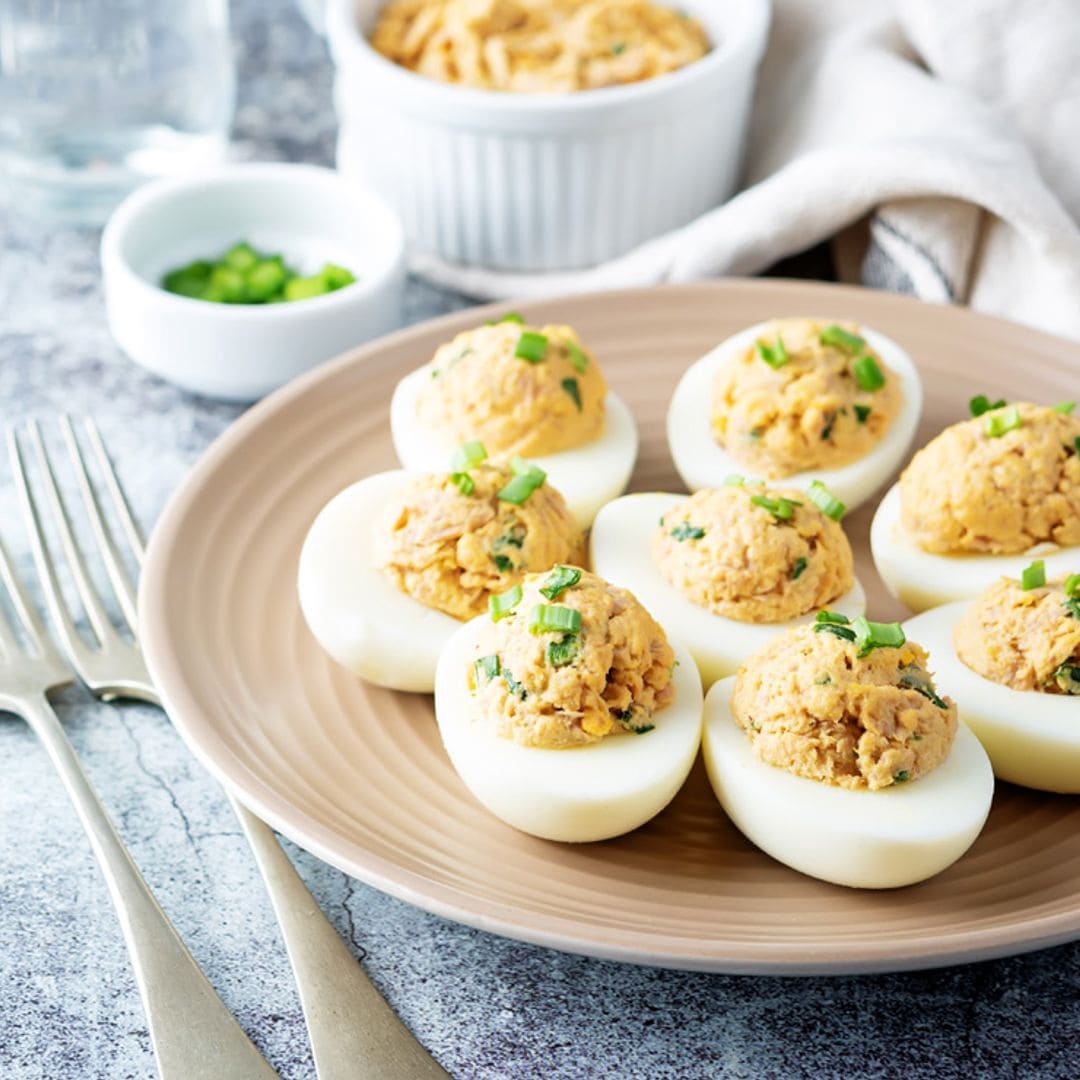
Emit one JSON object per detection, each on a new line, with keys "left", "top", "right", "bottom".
{"left": 711, "top": 318, "right": 903, "bottom": 478}
{"left": 651, "top": 484, "right": 854, "bottom": 623}
{"left": 373, "top": 464, "right": 585, "bottom": 620}
{"left": 900, "top": 403, "right": 1080, "bottom": 554}
{"left": 732, "top": 624, "right": 957, "bottom": 790}
{"left": 954, "top": 576, "right": 1080, "bottom": 694}
{"left": 470, "top": 568, "right": 675, "bottom": 748}
{"left": 417, "top": 320, "right": 607, "bottom": 457}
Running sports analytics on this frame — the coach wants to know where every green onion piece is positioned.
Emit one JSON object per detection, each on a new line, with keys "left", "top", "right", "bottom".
{"left": 791, "top": 556, "right": 808, "bottom": 580}
{"left": 755, "top": 336, "right": 789, "bottom": 370}
{"left": 539, "top": 565, "right": 581, "bottom": 601}
{"left": 474, "top": 654, "right": 500, "bottom": 681}
{"left": 852, "top": 354, "right": 886, "bottom": 391}
{"left": 162, "top": 260, "right": 213, "bottom": 299}
{"left": 450, "top": 471, "right": 474, "bottom": 496}
{"left": 561, "top": 377, "right": 582, "bottom": 411}
{"left": 723, "top": 473, "right": 745, "bottom": 487}
{"left": 497, "top": 457, "right": 547, "bottom": 505}
{"left": 247, "top": 258, "right": 288, "bottom": 301}
{"left": 1075, "top": 437, "right": 1080, "bottom": 457}
{"left": 514, "top": 331, "right": 549, "bottom": 363}
{"left": 1052, "top": 401, "right": 1076, "bottom": 414}
{"left": 819, "top": 325, "right": 865, "bottom": 354}
{"left": 502, "top": 667, "right": 527, "bottom": 699}
{"left": 814, "top": 622, "right": 856, "bottom": 642}
{"left": 816, "top": 610, "right": 851, "bottom": 626}
{"left": 670, "top": 522, "right": 705, "bottom": 541}
{"left": 969, "top": 394, "right": 1006, "bottom": 418}
{"left": 489, "top": 583, "right": 522, "bottom": 622}
{"left": 492, "top": 554, "right": 513, "bottom": 573}
{"left": 487, "top": 311, "right": 524, "bottom": 325}
{"left": 852, "top": 616, "right": 906, "bottom": 657}
{"left": 284, "top": 273, "right": 331, "bottom": 302}
{"left": 893, "top": 770, "right": 910, "bottom": 783}
{"left": 749, "top": 494, "right": 800, "bottom": 521}
{"left": 320, "top": 263, "right": 356, "bottom": 290}
{"left": 222, "top": 242, "right": 259, "bottom": 272}
{"left": 1021, "top": 559, "right": 1046, "bottom": 590}
{"left": 985, "top": 404, "right": 1022, "bottom": 438}
{"left": 450, "top": 439, "right": 487, "bottom": 472}
{"left": 611, "top": 41, "right": 627, "bottom": 55}
{"left": 547, "top": 634, "right": 580, "bottom": 668}
{"left": 528, "top": 604, "right": 582, "bottom": 636}
{"left": 807, "top": 480, "right": 846, "bottom": 521}
{"left": 1065, "top": 573, "right": 1080, "bottom": 598}
{"left": 854, "top": 404, "right": 872, "bottom": 424}
{"left": 821, "top": 412, "right": 837, "bottom": 441}
{"left": 567, "top": 340, "right": 589, "bottom": 373}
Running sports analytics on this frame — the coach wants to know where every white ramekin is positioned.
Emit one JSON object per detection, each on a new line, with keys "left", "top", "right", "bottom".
{"left": 326, "top": 0, "right": 771, "bottom": 272}
{"left": 100, "top": 162, "right": 406, "bottom": 401}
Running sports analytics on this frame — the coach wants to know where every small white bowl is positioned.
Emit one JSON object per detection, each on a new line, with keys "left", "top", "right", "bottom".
{"left": 327, "top": 0, "right": 771, "bottom": 272}
{"left": 101, "top": 162, "right": 406, "bottom": 401}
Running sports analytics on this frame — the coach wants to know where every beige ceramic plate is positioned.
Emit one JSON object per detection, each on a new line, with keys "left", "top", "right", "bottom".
{"left": 140, "top": 280, "right": 1080, "bottom": 974}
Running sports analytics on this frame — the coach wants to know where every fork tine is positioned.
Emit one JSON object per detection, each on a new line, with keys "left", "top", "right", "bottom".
{"left": 10, "top": 423, "right": 114, "bottom": 654}
{"left": 83, "top": 417, "right": 146, "bottom": 566}
{"left": 0, "top": 535, "right": 43, "bottom": 660}
{"left": 61, "top": 416, "right": 139, "bottom": 633}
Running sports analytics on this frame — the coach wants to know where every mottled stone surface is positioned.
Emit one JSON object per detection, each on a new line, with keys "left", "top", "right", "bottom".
{"left": 1, "top": 2, "right": 1079, "bottom": 1078}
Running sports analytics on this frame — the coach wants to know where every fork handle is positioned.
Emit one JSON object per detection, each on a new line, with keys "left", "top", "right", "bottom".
{"left": 23, "top": 694, "right": 279, "bottom": 1080}
{"left": 233, "top": 800, "right": 451, "bottom": 1080}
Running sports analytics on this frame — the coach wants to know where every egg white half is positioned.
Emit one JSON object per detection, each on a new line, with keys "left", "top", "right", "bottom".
{"left": 589, "top": 493, "right": 866, "bottom": 689}
{"left": 904, "top": 603, "right": 1080, "bottom": 793}
{"left": 390, "top": 365, "right": 638, "bottom": 528}
{"left": 871, "top": 484, "right": 1080, "bottom": 613}
{"left": 667, "top": 324, "right": 923, "bottom": 511}
{"left": 297, "top": 470, "right": 459, "bottom": 693}
{"left": 702, "top": 677, "right": 994, "bottom": 888}
{"left": 434, "top": 620, "right": 703, "bottom": 842}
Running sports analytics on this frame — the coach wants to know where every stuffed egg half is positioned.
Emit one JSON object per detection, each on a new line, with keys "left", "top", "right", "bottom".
{"left": 298, "top": 452, "right": 585, "bottom": 692}
{"left": 590, "top": 482, "right": 865, "bottom": 688}
{"left": 668, "top": 318, "right": 923, "bottom": 511}
{"left": 435, "top": 568, "right": 703, "bottom": 842}
{"left": 872, "top": 402, "right": 1080, "bottom": 611}
{"left": 391, "top": 316, "right": 637, "bottom": 527}
{"left": 904, "top": 570, "right": 1080, "bottom": 793}
{"left": 702, "top": 619, "right": 993, "bottom": 888}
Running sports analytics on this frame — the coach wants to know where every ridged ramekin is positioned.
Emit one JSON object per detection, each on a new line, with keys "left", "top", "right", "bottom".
{"left": 326, "top": 0, "right": 771, "bottom": 272}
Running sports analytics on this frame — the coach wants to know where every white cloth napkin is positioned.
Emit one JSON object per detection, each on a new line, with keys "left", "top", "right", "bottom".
{"left": 411, "top": 0, "right": 1080, "bottom": 343}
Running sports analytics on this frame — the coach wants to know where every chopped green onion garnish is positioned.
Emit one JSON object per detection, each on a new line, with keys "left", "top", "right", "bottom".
{"left": 816, "top": 610, "right": 851, "bottom": 625}
{"left": 791, "top": 556, "right": 808, "bottom": 580}
{"left": 819, "top": 325, "right": 865, "bottom": 354}
{"left": 985, "top": 404, "right": 1022, "bottom": 437}
{"left": 611, "top": 41, "right": 627, "bottom": 55}
{"left": 547, "top": 633, "right": 579, "bottom": 668}
{"left": 502, "top": 667, "right": 527, "bottom": 699}
{"left": 514, "top": 331, "right": 548, "bottom": 363}
{"left": 893, "top": 770, "right": 910, "bottom": 783}
{"left": 854, "top": 404, "right": 872, "bottom": 424}
{"left": 755, "top": 336, "right": 789, "bottom": 369}
{"left": 750, "top": 494, "right": 801, "bottom": 521}
{"left": 969, "top": 394, "right": 1006, "bottom": 417}
{"left": 528, "top": 604, "right": 582, "bottom": 636}
{"left": 815, "top": 622, "right": 856, "bottom": 642}
{"left": 670, "top": 522, "right": 705, "bottom": 541}
{"left": 821, "top": 412, "right": 837, "bottom": 441}
{"left": 567, "top": 340, "right": 589, "bottom": 373}
{"left": 1075, "top": 437, "right": 1080, "bottom": 457}
{"left": 1021, "top": 560, "right": 1046, "bottom": 590}
{"left": 492, "top": 554, "right": 513, "bottom": 573}
{"left": 1065, "top": 573, "right": 1080, "bottom": 598}
{"left": 450, "top": 439, "right": 487, "bottom": 472}
{"left": 852, "top": 354, "right": 886, "bottom": 391}
{"left": 474, "top": 654, "right": 500, "bottom": 681}
{"left": 561, "top": 377, "right": 582, "bottom": 411}
{"left": 807, "top": 480, "right": 846, "bottom": 521}
{"left": 450, "top": 472, "right": 474, "bottom": 496}
{"left": 539, "top": 565, "right": 581, "bottom": 601}
{"left": 723, "top": 474, "right": 745, "bottom": 487}
{"left": 852, "top": 616, "right": 906, "bottom": 657}
{"left": 497, "top": 457, "right": 546, "bottom": 505}
{"left": 1053, "top": 400, "right": 1076, "bottom": 414}
{"left": 898, "top": 667, "right": 949, "bottom": 709}
{"left": 487, "top": 311, "right": 524, "bottom": 325}
{"left": 489, "top": 584, "right": 522, "bottom": 621}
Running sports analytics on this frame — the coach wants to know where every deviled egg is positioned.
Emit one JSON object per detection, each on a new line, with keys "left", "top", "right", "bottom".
{"left": 434, "top": 568, "right": 703, "bottom": 842}
{"left": 298, "top": 442, "right": 585, "bottom": 692}
{"left": 667, "top": 318, "right": 923, "bottom": 510}
{"left": 390, "top": 315, "right": 638, "bottom": 527}
{"left": 872, "top": 401, "right": 1080, "bottom": 611}
{"left": 590, "top": 479, "right": 865, "bottom": 687}
{"left": 703, "top": 616, "right": 994, "bottom": 888}
{"left": 904, "top": 568, "right": 1080, "bottom": 792}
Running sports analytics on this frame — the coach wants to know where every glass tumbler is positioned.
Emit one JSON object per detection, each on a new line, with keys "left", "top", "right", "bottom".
{"left": 0, "top": 0, "right": 235, "bottom": 224}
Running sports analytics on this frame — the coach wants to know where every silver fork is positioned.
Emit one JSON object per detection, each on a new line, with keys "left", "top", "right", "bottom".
{"left": 0, "top": 541, "right": 278, "bottom": 1078}
{"left": 9, "top": 418, "right": 450, "bottom": 1080}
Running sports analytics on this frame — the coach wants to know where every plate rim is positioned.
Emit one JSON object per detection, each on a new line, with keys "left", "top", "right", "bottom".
{"left": 139, "top": 277, "right": 1080, "bottom": 975}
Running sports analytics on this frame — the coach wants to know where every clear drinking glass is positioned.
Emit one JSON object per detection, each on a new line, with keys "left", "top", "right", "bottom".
{"left": 0, "top": 0, "right": 235, "bottom": 224}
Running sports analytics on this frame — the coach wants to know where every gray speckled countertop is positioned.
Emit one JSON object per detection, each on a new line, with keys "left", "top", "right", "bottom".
{"left": 1, "top": 3, "right": 1079, "bottom": 1078}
